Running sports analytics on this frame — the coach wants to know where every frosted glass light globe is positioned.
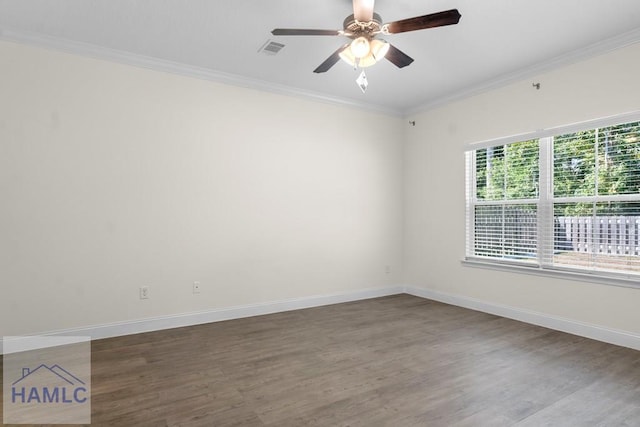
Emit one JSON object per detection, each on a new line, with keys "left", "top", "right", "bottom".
{"left": 350, "top": 37, "right": 371, "bottom": 58}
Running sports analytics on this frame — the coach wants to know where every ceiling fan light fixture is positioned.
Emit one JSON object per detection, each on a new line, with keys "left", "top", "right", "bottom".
{"left": 370, "top": 39, "right": 389, "bottom": 61}
{"left": 358, "top": 52, "right": 377, "bottom": 68}
{"left": 339, "top": 47, "right": 376, "bottom": 68}
{"left": 339, "top": 48, "right": 356, "bottom": 68}
{"left": 350, "top": 36, "right": 371, "bottom": 58}
{"left": 340, "top": 38, "right": 388, "bottom": 68}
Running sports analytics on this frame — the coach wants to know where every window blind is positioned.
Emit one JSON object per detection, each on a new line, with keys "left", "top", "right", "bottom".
{"left": 548, "top": 121, "right": 640, "bottom": 275}
{"left": 465, "top": 116, "right": 640, "bottom": 281}
{"left": 466, "top": 140, "right": 539, "bottom": 265}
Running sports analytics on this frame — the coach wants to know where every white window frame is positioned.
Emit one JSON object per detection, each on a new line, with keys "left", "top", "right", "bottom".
{"left": 463, "top": 111, "right": 640, "bottom": 289}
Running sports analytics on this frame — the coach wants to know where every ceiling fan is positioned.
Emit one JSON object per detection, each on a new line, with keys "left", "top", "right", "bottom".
{"left": 271, "top": 0, "right": 461, "bottom": 74}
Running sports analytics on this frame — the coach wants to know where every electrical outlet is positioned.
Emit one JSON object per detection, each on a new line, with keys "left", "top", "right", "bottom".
{"left": 140, "top": 286, "right": 149, "bottom": 299}
{"left": 193, "top": 281, "right": 201, "bottom": 294}
{"left": 385, "top": 265, "right": 392, "bottom": 275}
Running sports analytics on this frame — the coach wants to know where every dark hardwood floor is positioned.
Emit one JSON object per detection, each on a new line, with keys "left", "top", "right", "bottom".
{"left": 2, "top": 294, "right": 640, "bottom": 426}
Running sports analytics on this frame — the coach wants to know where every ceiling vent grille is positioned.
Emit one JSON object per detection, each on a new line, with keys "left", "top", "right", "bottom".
{"left": 259, "top": 40, "right": 285, "bottom": 55}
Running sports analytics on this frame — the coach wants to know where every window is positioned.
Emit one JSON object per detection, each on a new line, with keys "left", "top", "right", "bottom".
{"left": 472, "top": 140, "right": 539, "bottom": 262}
{"left": 465, "top": 115, "right": 640, "bottom": 283}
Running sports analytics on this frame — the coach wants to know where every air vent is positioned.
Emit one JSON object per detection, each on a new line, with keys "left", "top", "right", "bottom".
{"left": 259, "top": 40, "right": 285, "bottom": 55}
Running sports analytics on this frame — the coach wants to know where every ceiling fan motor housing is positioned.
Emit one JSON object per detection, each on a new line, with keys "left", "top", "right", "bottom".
{"left": 343, "top": 13, "right": 383, "bottom": 39}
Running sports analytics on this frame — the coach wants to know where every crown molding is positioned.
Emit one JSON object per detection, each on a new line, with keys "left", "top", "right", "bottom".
{"left": 405, "top": 27, "right": 640, "bottom": 117}
{"left": 0, "top": 26, "right": 402, "bottom": 117}
{"left": 2, "top": 25, "right": 639, "bottom": 119}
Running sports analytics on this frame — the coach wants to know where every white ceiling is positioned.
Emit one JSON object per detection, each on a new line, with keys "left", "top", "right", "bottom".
{"left": 1, "top": 0, "right": 640, "bottom": 115}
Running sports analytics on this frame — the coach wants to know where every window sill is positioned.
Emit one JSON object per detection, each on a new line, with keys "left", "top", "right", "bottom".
{"left": 461, "top": 258, "right": 640, "bottom": 290}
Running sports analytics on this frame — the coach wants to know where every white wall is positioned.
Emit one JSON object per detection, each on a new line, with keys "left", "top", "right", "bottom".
{"left": 0, "top": 40, "right": 404, "bottom": 336}
{"left": 4, "top": 36, "right": 639, "bottom": 343}
{"left": 405, "top": 42, "right": 640, "bottom": 335}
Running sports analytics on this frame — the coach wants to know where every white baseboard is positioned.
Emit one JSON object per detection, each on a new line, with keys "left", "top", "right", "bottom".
{"left": 4, "top": 285, "right": 639, "bottom": 354}
{"left": 404, "top": 285, "right": 640, "bottom": 351}
{"left": 1, "top": 286, "right": 403, "bottom": 354}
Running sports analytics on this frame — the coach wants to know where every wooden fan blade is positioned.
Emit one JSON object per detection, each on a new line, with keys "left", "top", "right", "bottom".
{"left": 385, "top": 44, "right": 414, "bottom": 68}
{"left": 384, "top": 9, "right": 461, "bottom": 34}
{"left": 353, "top": 0, "right": 375, "bottom": 22}
{"left": 271, "top": 28, "right": 341, "bottom": 36}
{"left": 314, "top": 44, "right": 350, "bottom": 73}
